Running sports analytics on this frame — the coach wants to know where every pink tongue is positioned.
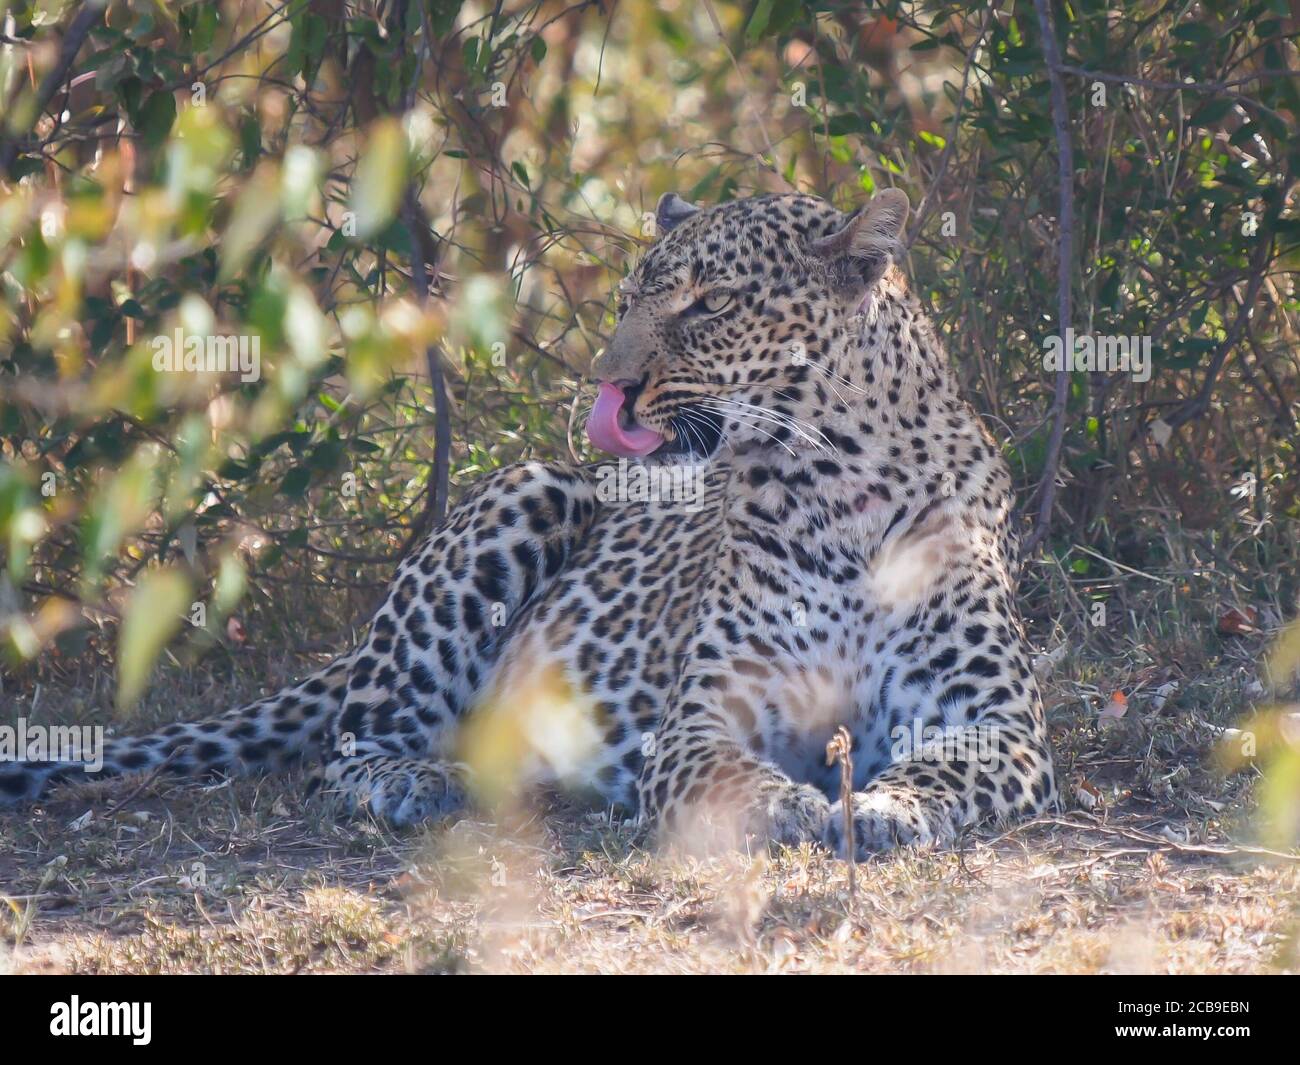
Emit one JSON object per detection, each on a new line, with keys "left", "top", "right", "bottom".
{"left": 587, "top": 382, "right": 665, "bottom": 457}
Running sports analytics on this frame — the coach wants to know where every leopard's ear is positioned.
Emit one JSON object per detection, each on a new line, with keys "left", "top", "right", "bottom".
{"left": 811, "top": 188, "right": 909, "bottom": 288}
{"left": 655, "top": 192, "right": 699, "bottom": 234}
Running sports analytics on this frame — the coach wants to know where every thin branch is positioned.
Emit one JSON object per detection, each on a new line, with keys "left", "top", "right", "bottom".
{"left": 1021, "top": 0, "right": 1075, "bottom": 559}
{"left": 1057, "top": 64, "right": 1293, "bottom": 122}
{"left": 1147, "top": 166, "right": 1293, "bottom": 438}
{"left": 700, "top": 0, "right": 792, "bottom": 190}
{"left": 0, "top": 0, "right": 106, "bottom": 174}
{"left": 398, "top": 0, "right": 452, "bottom": 552}
{"left": 1163, "top": 237, "right": 1275, "bottom": 430}
{"left": 906, "top": 5, "right": 995, "bottom": 248}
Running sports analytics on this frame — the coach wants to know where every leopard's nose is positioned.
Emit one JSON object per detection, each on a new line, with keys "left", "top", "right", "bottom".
{"left": 589, "top": 349, "right": 626, "bottom": 381}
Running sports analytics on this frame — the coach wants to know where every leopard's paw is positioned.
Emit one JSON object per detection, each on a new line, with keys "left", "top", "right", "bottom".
{"left": 326, "top": 758, "right": 470, "bottom": 828}
{"left": 756, "top": 782, "right": 833, "bottom": 849}
{"left": 825, "top": 789, "right": 951, "bottom": 858}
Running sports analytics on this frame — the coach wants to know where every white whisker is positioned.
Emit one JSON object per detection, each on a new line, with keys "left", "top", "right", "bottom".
{"left": 803, "top": 358, "right": 866, "bottom": 396}
{"left": 696, "top": 403, "right": 799, "bottom": 456}
{"left": 676, "top": 410, "right": 708, "bottom": 457}
{"left": 679, "top": 408, "right": 738, "bottom": 459}
{"left": 716, "top": 395, "right": 835, "bottom": 443}
{"left": 799, "top": 362, "right": 858, "bottom": 408}
{"left": 702, "top": 398, "right": 835, "bottom": 453}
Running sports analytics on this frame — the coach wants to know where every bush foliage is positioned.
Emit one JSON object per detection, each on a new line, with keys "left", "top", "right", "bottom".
{"left": 0, "top": 0, "right": 1297, "bottom": 703}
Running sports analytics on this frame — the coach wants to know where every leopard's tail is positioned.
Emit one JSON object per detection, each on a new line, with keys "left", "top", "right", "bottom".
{"left": 0, "top": 653, "right": 353, "bottom": 806}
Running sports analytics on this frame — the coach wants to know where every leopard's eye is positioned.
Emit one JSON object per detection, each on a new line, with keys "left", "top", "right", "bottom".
{"left": 616, "top": 278, "right": 638, "bottom": 318}
{"left": 696, "top": 289, "right": 733, "bottom": 315}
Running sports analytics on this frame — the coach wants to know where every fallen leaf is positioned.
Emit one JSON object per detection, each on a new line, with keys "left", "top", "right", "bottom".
{"left": 1075, "top": 779, "right": 1104, "bottom": 810}
{"left": 1157, "top": 824, "right": 1189, "bottom": 844}
{"left": 1150, "top": 680, "right": 1179, "bottom": 710}
{"left": 1217, "top": 606, "right": 1259, "bottom": 636}
{"left": 1099, "top": 690, "right": 1128, "bottom": 727}
{"left": 1033, "top": 643, "right": 1068, "bottom": 676}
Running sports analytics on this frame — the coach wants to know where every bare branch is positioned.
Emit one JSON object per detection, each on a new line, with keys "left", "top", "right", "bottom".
{"left": 0, "top": 0, "right": 106, "bottom": 174}
{"left": 1021, "top": 0, "right": 1076, "bottom": 559}
{"left": 906, "top": 5, "right": 996, "bottom": 248}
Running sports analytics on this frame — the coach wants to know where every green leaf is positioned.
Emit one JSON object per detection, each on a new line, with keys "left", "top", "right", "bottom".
{"left": 349, "top": 118, "right": 408, "bottom": 239}
{"left": 308, "top": 438, "right": 344, "bottom": 472}
{"left": 746, "top": 0, "right": 776, "bottom": 41}
{"left": 9, "top": 156, "right": 44, "bottom": 180}
{"left": 0, "top": 468, "right": 44, "bottom": 582}
{"left": 219, "top": 162, "right": 282, "bottom": 282}
{"left": 117, "top": 567, "right": 192, "bottom": 712}
{"left": 1171, "top": 24, "right": 1215, "bottom": 43}
{"left": 280, "top": 466, "right": 311, "bottom": 497}
{"left": 239, "top": 111, "right": 262, "bottom": 168}
{"left": 821, "top": 113, "right": 866, "bottom": 137}
{"left": 190, "top": 6, "right": 218, "bottom": 53}
{"left": 1191, "top": 99, "right": 1234, "bottom": 127}
{"left": 213, "top": 552, "right": 246, "bottom": 616}
{"left": 137, "top": 90, "right": 177, "bottom": 150}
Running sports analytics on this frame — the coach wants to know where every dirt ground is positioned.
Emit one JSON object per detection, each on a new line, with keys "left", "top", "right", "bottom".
{"left": 2, "top": 635, "right": 1297, "bottom": 975}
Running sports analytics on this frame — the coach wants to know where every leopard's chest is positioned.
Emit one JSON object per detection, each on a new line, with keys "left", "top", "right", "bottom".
{"left": 713, "top": 457, "right": 943, "bottom": 789}
{"left": 485, "top": 475, "right": 728, "bottom": 804}
{"left": 711, "top": 538, "right": 889, "bottom": 791}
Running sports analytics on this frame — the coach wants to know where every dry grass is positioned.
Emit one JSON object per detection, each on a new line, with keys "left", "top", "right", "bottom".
{"left": 2, "top": 773, "right": 1297, "bottom": 974}
{"left": 3, "top": 520, "right": 1299, "bottom": 974}
{"left": 2, "top": 625, "right": 1298, "bottom": 974}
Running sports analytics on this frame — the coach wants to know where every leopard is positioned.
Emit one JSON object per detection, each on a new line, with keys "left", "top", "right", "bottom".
{"left": 0, "top": 188, "right": 1057, "bottom": 857}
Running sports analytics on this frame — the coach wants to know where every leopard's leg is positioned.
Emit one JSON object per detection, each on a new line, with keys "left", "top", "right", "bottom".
{"left": 827, "top": 542, "right": 1056, "bottom": 857}
{"left": 317, "top": 461, "right": 599, "bottom": 827}
{"left": 825, "top": 707, "right": 1054, "bottom": 856}
{"left": 640, "top": 719, "right": 833, "bottom": 851}
{"left": 636, "top": 559, "right": 833, "bottom": 852}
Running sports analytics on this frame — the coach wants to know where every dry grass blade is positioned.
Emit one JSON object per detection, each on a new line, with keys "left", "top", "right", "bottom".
{"left": 826, "top": 725, "right": 856, "bottom": 899}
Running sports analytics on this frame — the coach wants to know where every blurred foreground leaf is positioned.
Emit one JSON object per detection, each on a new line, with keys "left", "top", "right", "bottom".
{"left": 117, "top": 567, "right": 193, "bottom": 713}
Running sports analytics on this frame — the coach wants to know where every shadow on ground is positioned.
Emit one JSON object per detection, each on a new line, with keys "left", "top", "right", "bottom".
{"left": 2, "top": 652, "right": 1297, "bottom": 973}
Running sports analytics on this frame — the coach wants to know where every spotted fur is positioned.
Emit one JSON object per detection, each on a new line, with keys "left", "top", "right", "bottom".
{"left": 0, "top": 190, "right": 1056, "bottom": 856}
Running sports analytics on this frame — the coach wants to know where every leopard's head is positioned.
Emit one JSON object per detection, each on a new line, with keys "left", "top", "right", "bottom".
{"left": 587, "top": 189, "right": 909, "bottom": 460}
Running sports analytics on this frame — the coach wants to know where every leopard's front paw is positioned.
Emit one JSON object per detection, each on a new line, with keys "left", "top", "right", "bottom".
{"left": 326, "top": 758, "right": 470, "bottom": 828}
{"left": 755, "top": 782, "right": 833, "bottom": 849}
{"left": 826, "top": 789, "right": 950, "bottom": 858}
